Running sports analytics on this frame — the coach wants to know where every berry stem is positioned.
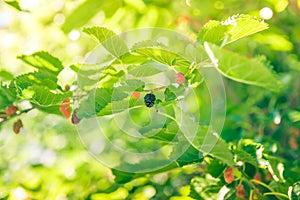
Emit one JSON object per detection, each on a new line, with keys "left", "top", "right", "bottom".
{"left": 0, "top": 106, "right": 38, "bottom": 125}
{"left": 156, "top": 111, "right": 177, "bottom": 122}
{"left": 250, "top": 179, "right": 273, "bottom": 192}
{"left": 263, "top": 192, "right": 289, "bottom": 199}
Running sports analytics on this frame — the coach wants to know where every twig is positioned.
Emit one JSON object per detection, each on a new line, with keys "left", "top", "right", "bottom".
{"left": 144, "top": 86, "right": 168, "bottom": 93}
{"left": 263, "top": 192, "right": 289, "bottom": 199}
{"left": 0, "top": 106, "right": 38, "bottom": 125}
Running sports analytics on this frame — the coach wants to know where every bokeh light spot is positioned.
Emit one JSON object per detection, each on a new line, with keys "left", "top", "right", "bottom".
{"left": 68, "top": 30, "right": 80, "bottom": 41}
{"left": 53, "top": 13, "right": 65, "bottom": 25}
{"left": 260, "top": 7, "right": 273, "bottom": 20}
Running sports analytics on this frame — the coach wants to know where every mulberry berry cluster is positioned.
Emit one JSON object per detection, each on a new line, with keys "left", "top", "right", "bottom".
{"left": 144, "top": 93, "right": 156, "bottom": 107}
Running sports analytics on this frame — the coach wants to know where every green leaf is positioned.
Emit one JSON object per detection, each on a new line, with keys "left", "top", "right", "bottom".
{"left": 14, "top": 72, "right": 58, "bottom": 92}
{"left": 83, "top": 26, "right": 116, "bottom": 44}
{"left": 198, "top": 14, "right": 269, "bottom": 45}
{"left": 128, "top": 61, "right": 168, "bottom": 77}
{"left": 134, "top": 47, "right": 190, "bottom": 69}
{"left": 4, "top": 0, "right": 22, "bottom": 11}
{"left": 119, "top": 79, "right": 145, "bottom": 93}
{"left": 118, "top": 52, "right": 149, "bottom": 64}
{"left": 189, "top": 181, "right": 203, "bottom": 200}
{"left": 204, "top": 137, "right": 235, "bottom": 166}
{"left": 291, "top": 182, "right": 300, "bottom": 200}
{"left": 184, "top": 44, "right": 209, "bottom": 64}
{"left": 234, "top": 149, "right": 258, "bottom": 166}
{"left": 226, "top": 14, "right": 269, "bottom": 44}
{"left": 189, "top": 176, "right": 221, "bottom": 200}
{"left": 77, "top": 88, "right": 127, "bottom": 118}
{"left": 21, "top": 85, "right": 72, "bottom": 106}
{"left": 0, "top": 83, "right": 17, "bottom": 110}
{"left": 131, "top": 40, "right": 167, "bottom": 50}
{"left": 112, "top": 162, "right": 178, "bottom": 184}
{"left": 206, "top": 43, "right": 283, "bottom": 92}
{"left": 111, "top": 169, "right": 138, "bottom": 184}
{"left": 254, "top": 33, "right": 293, "bottom": 51}
{"left": 83, "top": 26, "right": 128, "bottom": 58}
{"left": 78, "top": 65, "right": 125, "bottom": 89}
{"left": 164, "top": 87, "right": 177, "bottom": 102}
{"left": 239, "top": 139, "right": 263, "bottom": 159}
{"left": 167, "top": 85, "right": 186, "bottom": 97}
{"left": 62, "top": 0, "right": 122, "bottom": 33}
{"left": 77, "top": 88, "right": 112, "bottom": 118}
{"left": 17, "top": 51, "right": 64, "bottom": 76}
{"left": 173, "top": 105, "right": 234, "bottom": 166}
{"left": 142, "top": 121, "right": 179, "bottom": 142}
{"left": 0, "top": 70, "right": 14, "bottom": 81}
{"left": 198, "top": 20, "right": 229, "bottom": 46}
{"left": 78, "top": 79, "right": 144, "bottom": 117}
{"left": 69, "top": 64, "right": 81, "bottom": 73}
{"left": 206, "top": 158, "right": 226, "bottom": 178}
{"left": 171, "top": 144, "right": 204, "bottom": 167}
{"left": 38, "top": 105, "right": 62, "bottom": 115}
{"left": 97, "top": 99, "right": 129, "bottom": 116}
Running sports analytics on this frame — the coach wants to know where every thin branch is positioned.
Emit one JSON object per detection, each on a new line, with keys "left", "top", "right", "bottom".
{"left": 250, "top": 179, "right": 273, "bottom": 192}
{"left": 144, "top": 86, "right": 168, "bottom": 93}
{"left": 263, "top": 192, "right": 289, "bottom": 199}
{"left": 0, "top": 106, "right": 38, "bottom": 125}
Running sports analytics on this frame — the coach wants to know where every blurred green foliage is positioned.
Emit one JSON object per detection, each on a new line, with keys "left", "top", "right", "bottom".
{"left": 0, "top": 0, "right": 300, "bottom": 199}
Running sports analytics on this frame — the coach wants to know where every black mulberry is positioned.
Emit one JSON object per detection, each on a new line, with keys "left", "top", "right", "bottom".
{"left": 144, "top": 93, "right": 156, "bottom": 107}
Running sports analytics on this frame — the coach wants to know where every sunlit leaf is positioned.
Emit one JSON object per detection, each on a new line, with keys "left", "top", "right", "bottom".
{"left": 198, "top": 20, "right": 229, "bottom": 46}
{"left": 83, "top": 26, "right": 116, "bottom": 44}
{"left": 17, "top": 51, "right": 64, "bottom": 76}
{"left": 14, "top": 72, "right": 58, "bottom": 92}
{"left": 62, "top": 0, "right": 122, "bottom": 33}
{"left": 77, "top": 88, "right": 127, "bottom": 118}
{"left": 117, "top": 52, "right": 149, "bottom": 64}
{"left": 22, "top": 85, "right": 72, "bottom": 107}
{"left": 83, "top": 26, "right": 128, "bottom": 58}
{"left": 128, "top": 61, "right": 168, "bottom": 77}
{"left": 254, "top": 33, "right": 293, "bottom": 51}
{"left": 226, "top": 14, "right": 268, "bottom": 44}
{"left": 0, "top": 70, "right": 14, "bottom": 81}
{"left": 134, "top": 47, "right": 190, "bottom": 69}
{"left": 206, "top": 43, "right": 283, "bottom": 92}
{"left": 198, "top": 14, "right": 269, "bottom": 45}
